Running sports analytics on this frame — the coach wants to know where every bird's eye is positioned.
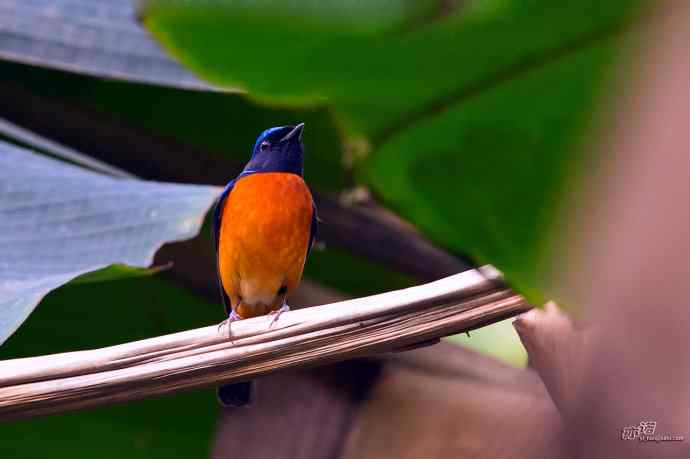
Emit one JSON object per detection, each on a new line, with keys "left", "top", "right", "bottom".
{"left": 260, "top": 141, "right": 270, "bottom": 152}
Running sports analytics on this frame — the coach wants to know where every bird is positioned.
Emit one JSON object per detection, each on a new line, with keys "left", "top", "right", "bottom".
{"left": 212, "top": 123, "right": 317, "bottom": 407}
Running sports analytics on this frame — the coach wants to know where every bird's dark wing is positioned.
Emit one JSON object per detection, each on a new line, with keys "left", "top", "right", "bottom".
{"left": 213, "top": 179, "right": 236, "bottom": 315}
{"left": 213, "top": 177, "right": 256, "bottom": 408}
{"left": 307, "top": 200, "right": 318, "bottom": 258}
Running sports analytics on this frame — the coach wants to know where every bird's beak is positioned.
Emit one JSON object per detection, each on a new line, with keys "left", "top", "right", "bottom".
{"left": 281, "top": 123, "right": 304, "bottom": 143}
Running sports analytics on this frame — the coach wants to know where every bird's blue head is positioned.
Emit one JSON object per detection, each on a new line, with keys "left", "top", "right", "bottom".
{"left": 243, "top": 123, "right": 305, "bottom": 176}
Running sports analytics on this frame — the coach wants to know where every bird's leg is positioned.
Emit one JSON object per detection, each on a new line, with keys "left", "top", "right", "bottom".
{"left": 268, "top": 302, "right": 290, "bottom": 329}
{"left": 218, "top": 310, "right": 242, "bottom": 342}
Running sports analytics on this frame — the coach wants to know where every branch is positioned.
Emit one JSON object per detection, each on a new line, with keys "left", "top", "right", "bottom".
{"left": 0, "top": 267, "right": 529, "bottom": 421}
{"left": 513, "top": 302, "right": 586, "bottom": 417}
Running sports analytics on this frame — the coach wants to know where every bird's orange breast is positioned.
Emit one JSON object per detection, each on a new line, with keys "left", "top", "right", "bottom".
{"left": 218, "top": 173, "right": 313, "bottom": 318}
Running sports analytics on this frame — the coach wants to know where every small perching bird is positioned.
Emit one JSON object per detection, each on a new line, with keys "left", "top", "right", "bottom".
{"left": 212, "top": 123, "right": 317, "bottom": 406}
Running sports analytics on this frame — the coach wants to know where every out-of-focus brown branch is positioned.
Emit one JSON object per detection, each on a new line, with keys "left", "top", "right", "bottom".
{"left": 513, "top": 302, "right": 588, "bottom": 418}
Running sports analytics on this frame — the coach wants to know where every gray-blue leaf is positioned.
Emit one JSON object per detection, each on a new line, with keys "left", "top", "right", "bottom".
{"left": 0, "top": 140, "right": 221, "bottom": 344}
{"left": 0, "top": 0, "right": 218, "bottom": 91}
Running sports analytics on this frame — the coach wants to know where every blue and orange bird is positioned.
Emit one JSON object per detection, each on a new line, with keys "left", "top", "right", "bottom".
{"left": 212, "top": 123, "right": 317, "bottom": 407}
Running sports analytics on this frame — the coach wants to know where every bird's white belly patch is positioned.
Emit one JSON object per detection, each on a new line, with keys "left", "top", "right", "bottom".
{"left": 239, "top": 277, "right": 277, "bottom": 307}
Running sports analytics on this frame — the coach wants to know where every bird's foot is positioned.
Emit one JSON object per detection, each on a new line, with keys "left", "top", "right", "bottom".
{"left": 218, "top": 311, "right": 242, "bottom": 342}
{"left": 268, "top": 303, "right": 290, "bottom": 329}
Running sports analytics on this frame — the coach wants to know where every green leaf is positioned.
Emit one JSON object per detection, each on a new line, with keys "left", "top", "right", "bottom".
{"left": 70, "top": 263, "right": 172, "bottom": 285}
{"left": 140, "top": 0, "right": 645, "bottom": 302}
{"left": 141, "top": 0, "right": 642, "bottom": 134}
{"left": 361, "top": 39, "right": 621, "bottom": 300}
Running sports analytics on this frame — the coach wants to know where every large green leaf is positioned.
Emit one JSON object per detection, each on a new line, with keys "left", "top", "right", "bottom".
{"left": 141, "top": 1, "right": 641, "bottom": 134}
{"left": 361, "top": 40, "right": 619, "bottom": 300}
{"left": 140, "top": 0, "right": 644, "bottom": 301}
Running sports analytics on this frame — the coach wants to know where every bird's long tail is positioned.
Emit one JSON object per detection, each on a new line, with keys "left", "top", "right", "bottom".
{"left": 217, "top": 381, "right": 254, "bottom": 407}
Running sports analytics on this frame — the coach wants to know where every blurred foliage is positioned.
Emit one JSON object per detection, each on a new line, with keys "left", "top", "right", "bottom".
{"left": 0, "top": 277, "right": 220, "bottom": 458}
{"left": 305, "top": 246, "right": 413, "bottom": 297}
{"left": 362, "top": 41, "right": 618, "bottom": 302}
{"left": 0, "top": 59, "right": 414, "bottom": 298}
{"left": 142, "top": 0, "right": 645, "bottom": 302}
{"left": 0, "top": 61, "right": 345, "bottom": 192}
{"left": 451, "top": 319, "right": 527, "bottom": 365}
